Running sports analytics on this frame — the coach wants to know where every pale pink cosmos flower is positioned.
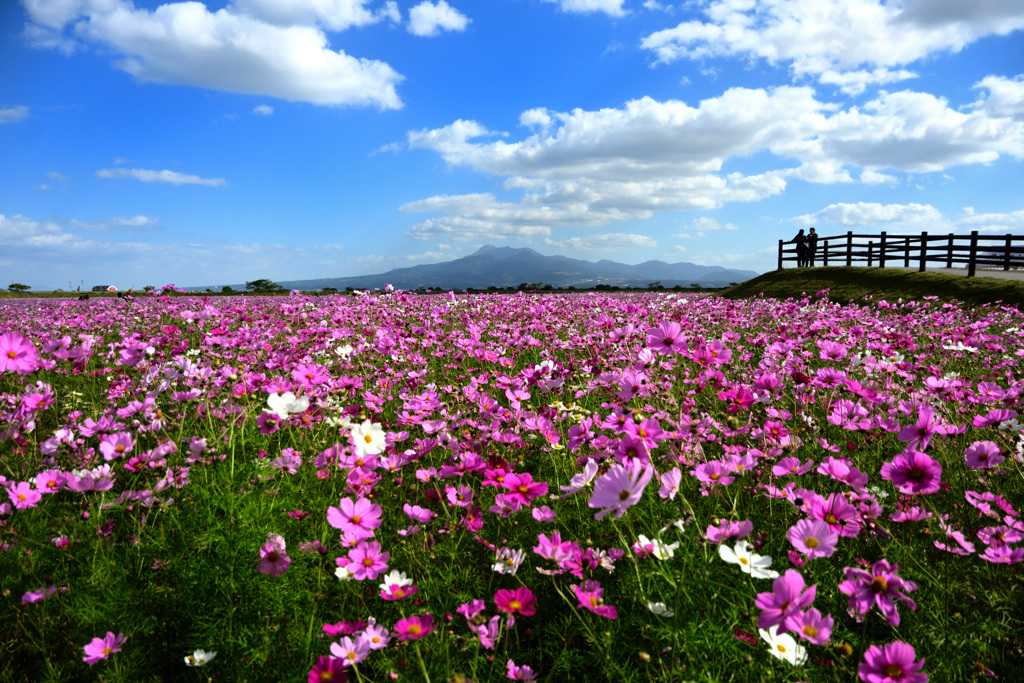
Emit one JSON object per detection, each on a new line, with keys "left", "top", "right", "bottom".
{"left": 346, "top": 540, "right": 389, "bottom": 581}
{"left": 506, "top": 659, "right": 538, "bottom": 682}
{"left": 531, "top": 505, "right": 556, "bottom": 522}
{"left": 330, "top": 635, "right": 370, "bottom": 667}
{"left": 588, "top": 462, "right": 654, "bottom": 520}
{"left": 7, "top": 481, "right": 42, "bottom": 510}
{"left": 897, "top": 405, "right": 940, "bottom": 451}
{"left": 706, "top": 519, "right": 753, "bottom": 545}
{"left": 647, "top": 321, "right": 687, "bottom": 356}
{"left": 258, "top": 533, "right": 290, "bottom": 577}
{"left": 787, "top": 519, "right": 839, "bottom": 560}
{"left": 658, "top": 467, "right": 681, "bottom": 500}
{"left": 559, "top": 459, "right": 599, "bottom": 498}
{"left": 99, "top": 432, "right": 134, "bottom": 461}
{"left": 963, "top": 440, "right": 1004, "bottom": 470}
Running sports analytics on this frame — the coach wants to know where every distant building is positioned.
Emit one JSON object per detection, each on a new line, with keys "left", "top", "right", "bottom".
{"left": 91, "top": 285, "right": 118, "bottom": 292}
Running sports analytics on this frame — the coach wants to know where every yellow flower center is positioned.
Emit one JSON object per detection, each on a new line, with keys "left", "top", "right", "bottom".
{"left": 776, "top": 644, "right": 786, "bottom": 653}
{"left": 883, "top": 664, "right": 903, "bottom": 677}
{"left": 802, "top": 625, "right": 818, "bottom": 638}
{"left": 351, "top": 515, "right": 361, "bottom": 524}
{"left": 362, "top": 558, "right": 374, "bottom": 567}
{"left": 618, "top": 490, "right": 630, "bottom": 501}
{"left": 871, "top": 576, "right": 888, "bottom": 592}
{"left": 509, "top": 600, "right": 522, "bottom": 611}
{"left": 805, "top": 537, "right": 819, "bottom": 549}
{"left": 739, "top": 557, "right": 749, "bottom": 565}
{"left": 408, "top": 623, "right": 422, "bottom": 636}
{"left": 364, "top": 434, "right": 373, "bottom": 444}
{"left": 394, "top": 588, "right": 404, "bottom": 598}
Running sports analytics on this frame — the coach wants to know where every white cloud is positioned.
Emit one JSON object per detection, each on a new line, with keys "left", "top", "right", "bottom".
{"left": 974, "top": 75, "right": 1024, "bottom": 121}
{"left": 96, "top": 168, "right": 226, "bottom": 186}
{"left": 231, "top": 0, "right": 381, "bottom": 31}
{"left": 542, "top": 0, "right": 626, "bottom": 17}
{"left": 47, "top": 171, "right": 73, "bottom": 182}
{"left": 0, "top": 105, "right": 29, "bottom": 123}
{"left": 544, "top": 232, "right": 656, "bottom": 252}
{"left": 795, "top": 202, "right": 945, "bottom": 227}
{"left": 23, "top": 0, "right": 404, "bottom": 109}
{"left": 253, "top": 104, "right": 274, "bottom": 115}
{"left": 407, "top": 1, "right": 470, "bottom": 37}
{"left": 958, "top": 208, "right": 1024, "bottom": 233}
{"left": 71, "top": 215, "right": 159, "bottom": 232}
{"left": 401, "top": 83, "right": 1023, "bottom": 241}
{"left": 641, "top": 0, "right": 1024, "bottom": 88}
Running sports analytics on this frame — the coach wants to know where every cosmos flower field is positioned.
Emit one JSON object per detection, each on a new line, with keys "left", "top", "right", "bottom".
{"left": 2, "top": 288, "right": 1022, "bottom": 681}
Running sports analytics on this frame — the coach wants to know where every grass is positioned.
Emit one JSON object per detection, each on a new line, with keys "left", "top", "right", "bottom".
{"left": 719, "top": 267, "right": 1024, "bottom": 308}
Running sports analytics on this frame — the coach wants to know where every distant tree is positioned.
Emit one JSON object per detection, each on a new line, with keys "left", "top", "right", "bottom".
{"left": 690, "top": 283, "right": 702, "bottom": 290}
{"left": 7, "top": 283, "right": 30, "bottom": 293}
{"left": 143, "top": 285, "right": 155, "bottom": 292}
{"left": 542, "top": 284, "right": 553, "bottom": 291}
{"left": 246, "top": 279, "right": 283, "bottom": 294}
{"left": 648, "top": 281, "right": 662, "bottom": 290}
{"left": 322, "top": 287, "right": 337, "bottom": 293}
{"left": 222, "top": 285, "right": 234, "bottom": 293}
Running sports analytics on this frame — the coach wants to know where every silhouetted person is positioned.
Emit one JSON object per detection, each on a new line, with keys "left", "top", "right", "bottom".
{"left": 792, "top": 229, "right": 807, "bottom": 267}
{"left": 807, "top": 227, "right": 819, "bottom": 267}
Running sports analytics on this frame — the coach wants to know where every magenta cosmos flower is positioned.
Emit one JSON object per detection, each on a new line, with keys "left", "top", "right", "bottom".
{"left": 754, "top": 569, "right": 816, "bottom": 631}
{"left": 82, "top": 631, "right": 126, "bottom": 665}
{"left": 647, "top": 322, "right": 687, "bottom": 356}
{"left": 393, "top": 614, "right": 436, "bottom": 641}
{"left": 495, "top": 587, "right": 537, "bottom": 616}
{"left": 573, "top": 580, "right": 618, "bottom": 619}
{"left": 327, "top": 496, "right": 383, "bottom": 540}
{"left": 881, "top": 450, "right": 942, "bottom": 495}
{"left": 787, "top": 519, "right": 839, "bottom": 560}
{"left": 0, "top": 332, "right": 39, "bottom": 374}
{"left": 858, "top": 641, "right": 927, "bottom": 683}
{"left": 588, "top": 462, "right": 654, "bottom": 520}
{"left": 308, "top": 655, "right": 348, "bottom": 683}
{"left": 838, "top": 559, "right": 917, "bottom": 627}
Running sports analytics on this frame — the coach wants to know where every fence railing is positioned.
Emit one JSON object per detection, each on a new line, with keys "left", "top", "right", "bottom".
{"left": 777, "top": 231, "right": 1024, "bottom": 276}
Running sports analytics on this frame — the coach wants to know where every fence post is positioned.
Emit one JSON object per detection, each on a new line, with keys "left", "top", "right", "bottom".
{"left": 879, "top": 232, "right": 887, "bottom": 268}
{"left": 919, "top": 231, "right": 927, "bottom": 272}
{"left": 904, "top": 237, "right": 911, "bottom": 268}
{"left": 947, "top": 233, "right": 954, "bottom": 268}
{"left": 778, "top": 239, "right": 784, "bottom": 270}
{"left": 1006, "top": 234, "right": 1012, "bottom": 271}
{"left": 868, "top": 241, "right": 874, "bottom": 267}
{"left": 968, "top": 231, "right": 979, "bottom": 277}
{"left": 846, "top": 232, "right": 853, "bottom": 267}
{"left": 823, "top": 240, "right": 829, "bottom": 266}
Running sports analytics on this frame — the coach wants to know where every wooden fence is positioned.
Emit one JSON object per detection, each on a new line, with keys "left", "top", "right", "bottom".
{"left": 778, "top": 231, "right": 1024, "bottom": 277}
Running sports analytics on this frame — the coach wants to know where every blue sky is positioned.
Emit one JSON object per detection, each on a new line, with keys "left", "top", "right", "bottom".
{"left": 2, "top": 0, "right": 1023, "bottom": 290}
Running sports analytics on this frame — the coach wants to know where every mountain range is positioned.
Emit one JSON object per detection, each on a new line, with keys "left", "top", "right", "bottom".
{"left": 199, "top": 245, "right": 759, "bottom": 291}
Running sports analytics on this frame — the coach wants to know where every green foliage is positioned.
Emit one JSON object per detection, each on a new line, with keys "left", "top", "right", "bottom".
{"left": 7, "top": 283, "right": 30, "bottom": 292}
{"left": 245, "top": 279, "right": 284, "bottom": 294}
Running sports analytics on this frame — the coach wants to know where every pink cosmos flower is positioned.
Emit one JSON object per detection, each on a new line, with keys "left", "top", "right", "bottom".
{"left": 531, "top": 505, "right": 556, "bottom": 522}
{"left": 0, "top": 332, "right": 39, "bottom": 374}
{"left": 573, "top": 579, "right": 618, "bottom": 619}
{"left": 495, "top": 587, "right": 537, "bottom": 616}
{"left": 787, "top": 519, "right": 839, "bottom": 560}
{"left": 694, "top": 459, "right": 735, "bottom": 487}
{"left": 21, "top": 585, "right": 57, "bottom": 604}
{"left": 34, "top": 469, "right": 66, "bottom": 493}
{"left": 308, "top": 656, "right": 348, "bottom": 682}
{"left": 506, "top": 659, "right": 538, "bottom": 682}
{"left": 258, "top": 533, "right": 291, "bottom": 577}
{"left": 98, "top": 432, "right": 134, "bottom": 461}
{"left": 808, "top": 492, "right": 862, "bottom": 537}
{"left": 784, "top": 607, "right": 833, "bottom": 645}
{"left": 82, "top": 631, "right": 126, "bottom": 665}
{"left": 647, "top": 322, "right": 687, "bottom": 356}
{"left": 403, "top": 503, "right": 437, "bottom": 523}
{"left": 327, "top": 497, "right": 383, "bottom": 540}
{"left": 773, "top": 457, "right": 814, "bottom": 476}
{"left": 880, "top": 450, "right": 942, "bottom": 495}
{"left": 588, "top": 462, "right": 654, "bottom": 520}
{"left": 858, "top": 641, "right": 928, "bottom": 683}
{"left": 7, "top": 481, "right": 42, "bottom": 510}
{"left": 394, "top": 614, "right": 436, "bottom": 641}
{"left": 897, "top": 405, "right": 940, "bottom": 451}
{"left": 754, "top": 569, "right": 816, "bottom": 631}
{"left": 658, "top": 467, "right": 681, "bottom": 500}
{"left": 706, "top": 519, "right": 753, "bottom": 545}
{"left": 330, "top": 636, "right": 369, "bottom": 667}
{"left": 963, "top": 441, "right": 1004, "bottom": 470}
{"left": 838, "top": 559, "right": 917, "bottom": 626}
{"left": 346, "top": 540, "right": 389, "bottom": 581}
{"left": 502, "top": 472, "right": 549, "bottom": 507}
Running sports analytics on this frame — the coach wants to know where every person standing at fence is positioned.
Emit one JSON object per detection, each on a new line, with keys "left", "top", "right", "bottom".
{"left": 792, "top": 229, "right": 807, "bottom": 267}
{"left": 806, "top": 227, "right": 818, "bottom": 267}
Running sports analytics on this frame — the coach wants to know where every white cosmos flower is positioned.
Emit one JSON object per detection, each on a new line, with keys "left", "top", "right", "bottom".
{"left": 379, "top": 570, "right": 413, "bottom": 591}
{"left": 264, "top": 391, "right": 309, "bottom": 419}
{"left": 646, "top": 602, "right": 674, "bottom": 618}
{"left": 718, "top": 540, "right": 779, "bottom": 579}
{"left": 638, "top": 534, "right": 679, "bottom": 560}
{"left": 350, "top": 419, "right": 386, "bottom": 456}
{"left": 185, "top": 649, "right": 216, "bottom": 667}
{"left": 759, "top": 625, "right": 806, "bottom": 666}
